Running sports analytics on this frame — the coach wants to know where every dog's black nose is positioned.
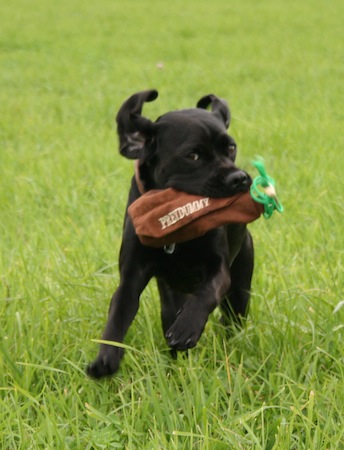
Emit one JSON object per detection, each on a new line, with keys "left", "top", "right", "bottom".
{"left": 226, "top": 170, "right": 250, "bottom": 189}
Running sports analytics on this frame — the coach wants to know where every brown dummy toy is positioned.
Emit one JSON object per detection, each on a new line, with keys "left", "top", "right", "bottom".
{"left": 128, "top": 188, "right": 264, "bottom": 248}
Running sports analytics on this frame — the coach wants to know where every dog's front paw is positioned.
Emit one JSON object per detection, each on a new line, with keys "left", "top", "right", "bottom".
{"left": 165, "top": 313, "right": 206, "bottom": 351}
{"left": 86, "top": 347, "right": 124, "bottom": 379}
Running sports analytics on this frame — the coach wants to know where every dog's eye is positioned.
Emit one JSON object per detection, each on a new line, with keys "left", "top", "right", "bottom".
{"left": 188, "top": 152, "right": 200, "bottom": 161}
{"left": 228, "top": 144, "right": 236, "bottom": 154}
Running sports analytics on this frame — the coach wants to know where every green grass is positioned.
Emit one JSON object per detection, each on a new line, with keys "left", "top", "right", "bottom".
{"left": 1, "top": 0, "right": 343, "bottom": 448}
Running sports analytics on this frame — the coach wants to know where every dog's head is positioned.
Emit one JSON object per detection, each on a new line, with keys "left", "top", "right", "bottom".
{"left": 116, "top": 90, "right": 251, "bottom": 198}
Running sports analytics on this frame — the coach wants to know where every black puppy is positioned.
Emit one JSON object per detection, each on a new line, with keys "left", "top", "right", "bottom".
{"left": 87, "top": 90, "right": 254, "bottom": 379}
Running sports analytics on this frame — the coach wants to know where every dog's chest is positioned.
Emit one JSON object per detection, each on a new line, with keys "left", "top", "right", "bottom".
{"left": 154, "top": 237, "right": 226, "bottom": 293}
{"left": 160, "top": 257, "right": 208, "bottom": 292}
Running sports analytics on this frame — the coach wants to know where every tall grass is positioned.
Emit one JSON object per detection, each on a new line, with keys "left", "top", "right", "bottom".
{"left": 1, "top": 0, "right": 343, "bottom": 448}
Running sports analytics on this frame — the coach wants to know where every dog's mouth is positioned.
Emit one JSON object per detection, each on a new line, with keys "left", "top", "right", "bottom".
{"left": 155, "top": 165, "right": 252, "bottom": 199}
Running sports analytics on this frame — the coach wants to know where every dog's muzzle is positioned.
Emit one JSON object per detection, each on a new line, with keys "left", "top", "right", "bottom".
{"left": 225, "top": 170, "right": 251, "bottom": 190}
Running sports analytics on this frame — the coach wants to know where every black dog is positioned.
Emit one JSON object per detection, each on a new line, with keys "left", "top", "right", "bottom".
{"left": 87, "top": 90, "right": 254, "bottom": 379}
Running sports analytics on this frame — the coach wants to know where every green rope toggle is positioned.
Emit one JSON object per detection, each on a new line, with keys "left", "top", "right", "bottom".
{"left": 250, "top": 159, "right": 284, "bottom": 218}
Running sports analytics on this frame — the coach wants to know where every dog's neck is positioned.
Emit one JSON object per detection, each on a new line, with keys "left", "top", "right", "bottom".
{"left": 134, "top": 160, "right": 146, "bottom": 195}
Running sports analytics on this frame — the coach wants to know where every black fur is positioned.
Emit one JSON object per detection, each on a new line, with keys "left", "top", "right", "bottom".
{"left": 87, "top": 90, "right": 254, "bottom": 378}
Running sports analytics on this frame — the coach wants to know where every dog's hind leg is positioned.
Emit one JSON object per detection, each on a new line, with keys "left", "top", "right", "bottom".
{"left": 221, "top": 230, "right": 254, "bottom": 327}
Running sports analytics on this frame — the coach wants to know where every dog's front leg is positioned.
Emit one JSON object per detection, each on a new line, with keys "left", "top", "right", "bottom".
{"left": 87, "top": 243, "right": 153, "bottom": 379}
{"left": 164, "top": 295, "right": 212, "bottom": 351}
{"left": 165, "top": 264, "right": 230, "bottom": 351}
{"left": 86, "top": 287, "right": 140, "bottom": 378}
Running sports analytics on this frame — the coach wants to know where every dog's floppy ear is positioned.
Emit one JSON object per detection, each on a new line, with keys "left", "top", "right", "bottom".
{"left": 197, "top": 94, "right": 231, "bottom": 129}
{"left": 116, "top": 90, "right": 158, "bottom": 159}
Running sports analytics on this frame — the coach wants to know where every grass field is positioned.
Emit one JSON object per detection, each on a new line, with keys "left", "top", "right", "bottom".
{"left": 1, "top": 0, "right": 343, "bottom": 448}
